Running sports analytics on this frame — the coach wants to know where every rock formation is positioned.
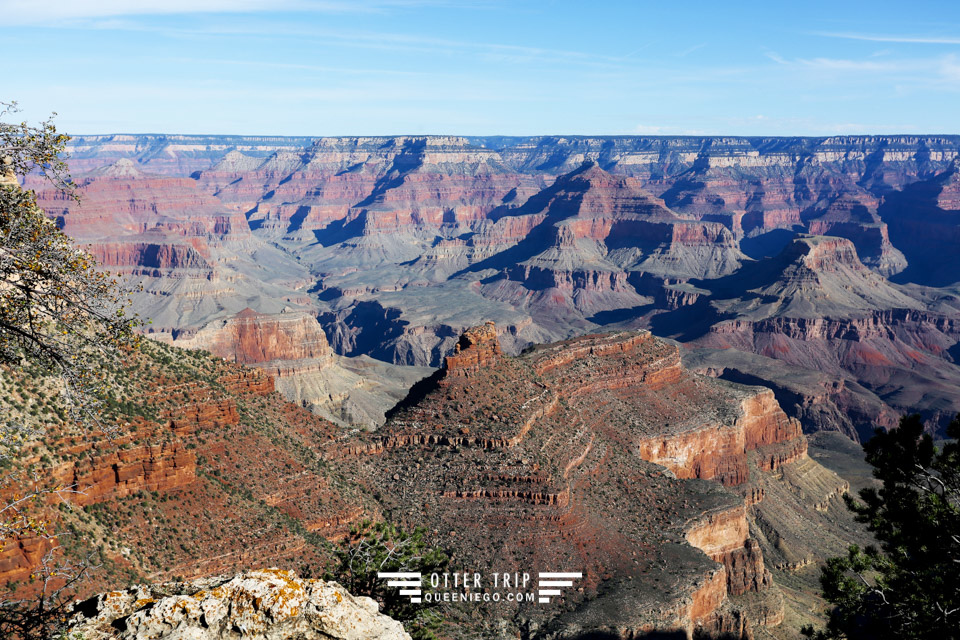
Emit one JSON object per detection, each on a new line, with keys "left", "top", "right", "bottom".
{"left": 42, "top": 134, "right": 960, "bottom": 436}
{"left": 66, "top": 569, "right": 410, "bottom": 640}
{"left": 161, "top": 308, "right": 432, "bottom": 428}
{"left": 674, "top": 235, "right": 960, "bottom": 434}
{"left": 444, "top": 320, "right": 502, "bottom": 376}
{"left": 4, "top": 326, "right": 864, "bottom": 638}
{"left": 0, "top": 341, "right": 368, "bottom": 592}
{"left": 334, "top": 325, "right": 849, "bottom": 637}
{"left": 169, "top": 308, "right": 334, "bottom": 364}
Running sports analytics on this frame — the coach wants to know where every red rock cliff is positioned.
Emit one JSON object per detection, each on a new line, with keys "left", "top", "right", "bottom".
{"left": 443, "top": 321, "right": 503, "bottom": 377}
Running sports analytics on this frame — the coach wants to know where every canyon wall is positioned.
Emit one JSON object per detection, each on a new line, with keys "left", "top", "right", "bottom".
{"left": 331, "top": 326, "right": 851, "bottom": 637}
{"left": 44, "top": 135, "right": 960, "bottom": 436}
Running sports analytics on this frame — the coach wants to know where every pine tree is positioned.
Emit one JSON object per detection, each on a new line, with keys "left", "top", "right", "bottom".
{"left": 805, "top": 414, "right": 960, "bottom": 639}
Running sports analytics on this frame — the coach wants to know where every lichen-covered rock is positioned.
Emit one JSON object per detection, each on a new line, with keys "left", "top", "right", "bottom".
{"left": 65, "top": 569, "right": 411, "bottom": 640}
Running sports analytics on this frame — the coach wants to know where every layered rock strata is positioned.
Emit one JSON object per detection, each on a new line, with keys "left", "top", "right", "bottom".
{"left": 334, "top": 325, "right": 837, "bottom": 637}
{"left": 0, "top": 344, "right": 368, "bottom": 592}
{"left": 45, "top": 136, "right": 960, "bottom": 438}
{"left": 162, "top": 308, "right": 432, "bottom": 428}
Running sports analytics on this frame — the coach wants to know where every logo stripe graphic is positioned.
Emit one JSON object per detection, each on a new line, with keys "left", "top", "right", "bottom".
{"left": 378, "top": 571, "right": 423, "bottom": 604}
{"left": 536, "top": 571, "right": 582, "bottom": 603}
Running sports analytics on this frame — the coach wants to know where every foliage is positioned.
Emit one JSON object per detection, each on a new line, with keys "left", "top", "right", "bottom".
{"left": 804, "top": 414, "right": 960, "bottom": 640}
{"left": 0, "top": 101, "right": 140, "bottom": 639}
{"left": 0, "top": 102, "right": 72, "bottom": 190}
{"left": 325, "top": 519, "right": 449, "bottom": 640}
{"left": 0, "top": 549, "right": 95, "bottom": 640}
{"left": 0, "top": 101, "right": 141, "bottom": 452}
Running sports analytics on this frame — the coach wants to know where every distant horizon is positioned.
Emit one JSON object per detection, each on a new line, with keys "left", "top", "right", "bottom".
{"left": 64, "top": 131, "right": 960, "bottom": 140}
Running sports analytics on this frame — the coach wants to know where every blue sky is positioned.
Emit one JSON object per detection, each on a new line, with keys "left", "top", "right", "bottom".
{"left": 2, "top": 0, "right": 958, "bottom": 136}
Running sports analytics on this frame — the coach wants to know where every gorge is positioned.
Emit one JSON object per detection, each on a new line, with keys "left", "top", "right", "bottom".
{"left": 4, "top": 131, "right": 959, "bottom": 638}
{"left": 36, "top": 133, "right": 960, "bottom": 438}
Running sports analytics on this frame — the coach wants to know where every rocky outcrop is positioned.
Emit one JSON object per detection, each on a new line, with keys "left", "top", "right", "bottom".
{"left": 443, "top": 320, "right": 502, "bottom": 377}
{"left": 634, "top": 388, "right": 803, "bottom": 486}
{"left": 88, "top": 240, "right": 214, "bottom": 275}
{"left": 685, "top": 505, "right": 772, "bottom": 596}
{"left": 66, "top": 569, "right": 410, "bottom": 640}
{"left": 53, "top": 442, "right": 197, "bottom": 507}
{"left": 162, "top": 309, "right": 431, "bottom": 428}
{"left": 168, "top": 309, "right": 334, "bottom": 365}
{"left": 0, "top": 442, "right": 197, "bottom": 585}
{"left": 165, "top": 398, "right": 241, "bottom": 434}
{"left": 219, "top": 368, "right": 276, "bottom": 396}
{"left": 0, "top": 534, "right": 57, "bottom": 585}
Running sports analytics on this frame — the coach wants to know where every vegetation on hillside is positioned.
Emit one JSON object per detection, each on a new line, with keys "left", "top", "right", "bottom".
{"left": 326, "top": 520, "right": 449, "bottom": 640}
{"left": 804, "top": 414, "right": 960, "bottom": 640}
{"left": 0, "top": 101, "right": 141, "bottom": 445}
{"left": 1, "top": 100, "right": 140, "bottom": 639}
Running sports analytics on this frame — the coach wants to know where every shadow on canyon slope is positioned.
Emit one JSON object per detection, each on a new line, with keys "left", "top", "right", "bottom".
{"left": 450, "top": 163, "right": 600, "bottom": 279}
{"left": 739, "top": 228, "right": 799, "bottom": 260}
{"left": 564, "top": 633, "right": 684, "bottom": 640}
{"left": 884, "top": 161, "right": 960, "bottom": 287}
{"left": 563, "top": 632, "right": 745, "bottom": 640}
{"left": 588, "top": 303, "right": 657, "bottom": 326}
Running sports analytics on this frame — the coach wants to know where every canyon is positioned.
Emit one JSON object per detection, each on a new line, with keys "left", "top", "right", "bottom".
{"left": 337, "top": 324, "right": 858, "bottom": 637}
{"left": 35, "top": 133, "right": 960, "bottom": 439}
{"left": 6, "top": 132, "right": 959, "bottom": 636}
{"left": 3, "top": 323, "right": 866, "bottom": 638}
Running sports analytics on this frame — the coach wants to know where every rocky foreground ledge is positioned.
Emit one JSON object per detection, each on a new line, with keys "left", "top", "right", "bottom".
{"left": 66, "top": 569, "right": 410, "bottom": 640}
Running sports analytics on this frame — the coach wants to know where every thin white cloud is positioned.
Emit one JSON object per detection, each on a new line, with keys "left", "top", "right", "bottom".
{"left": 0, "top": 0, "right": 475, "bottom": 25}
{"left": 62, "top": 17, "right": 631, "bottom": 70}
{"left": 766, "top": 50, "right": 940, "bottom": 74}
{"left": 765, "top": 51, "right": 788, "bottom": 65}
{"left": 813, "top": 31, "right": 960, "bottom": 45}
{"left": 795, "top": 57, "right": 914, "bottom": 72}
{"left": 675, "top": 43, "right": 707, "bottom": 57}
{"left": 762, "top": 49, "right": 960, "bottom": 95}
{"left": 632, "top": 124, "right": 664, "bottom": 134}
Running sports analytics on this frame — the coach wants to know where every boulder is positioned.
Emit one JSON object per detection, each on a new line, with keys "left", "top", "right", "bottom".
{"left": 66, "top": 569, "right": 410, "bottom": 640}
